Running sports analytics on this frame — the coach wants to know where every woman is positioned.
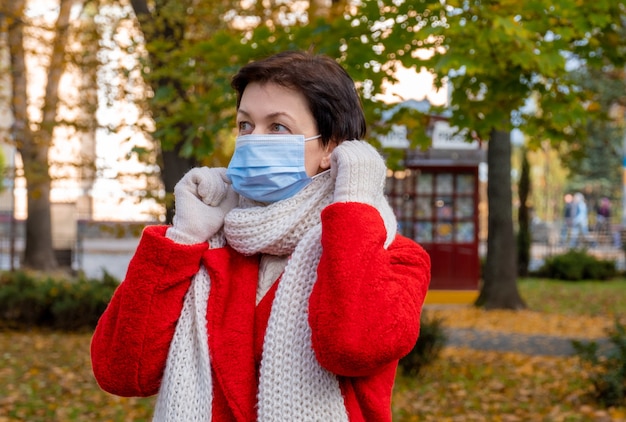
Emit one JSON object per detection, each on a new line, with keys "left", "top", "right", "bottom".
{"left": 91, "top": 50, "right": 431, "bottom": 422}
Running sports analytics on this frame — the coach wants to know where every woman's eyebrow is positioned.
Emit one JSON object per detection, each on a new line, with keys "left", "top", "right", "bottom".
{"left": 237, "top": 109, "right": 296, "bottom": 124}
{"left": 266, "top": 111, "right": 296, "bottom": 124}
{"left": 236, "top": 109, "right": 251, "bottom": 119}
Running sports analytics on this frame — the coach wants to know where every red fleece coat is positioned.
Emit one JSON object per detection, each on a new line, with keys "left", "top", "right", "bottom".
{"left": 91, "top": 202, "right": 431, "bottom": 421}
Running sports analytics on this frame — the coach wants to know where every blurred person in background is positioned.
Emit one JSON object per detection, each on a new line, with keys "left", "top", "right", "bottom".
{"left": 569, "top": 192, "right": 589, "bottom": 248}
{"left": 595, "top": 197, "right": 612, "bottom": 243}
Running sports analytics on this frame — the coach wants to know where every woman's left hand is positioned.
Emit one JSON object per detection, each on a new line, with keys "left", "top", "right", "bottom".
{"left": 330, "top": 140, "right": 387, "bottom": 206}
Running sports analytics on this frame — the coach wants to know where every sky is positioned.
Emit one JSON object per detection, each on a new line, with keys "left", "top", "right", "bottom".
{"left": 380, "top": 65, "right": 447, "bottom": 106}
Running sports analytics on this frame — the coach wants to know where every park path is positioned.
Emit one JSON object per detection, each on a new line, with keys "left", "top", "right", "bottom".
{"left": 444, "top": 327, "right": 613, "bottom": 357}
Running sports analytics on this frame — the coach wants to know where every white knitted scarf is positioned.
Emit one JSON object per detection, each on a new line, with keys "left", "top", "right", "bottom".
{"left": 153, "top": 171, "right": 397, "bottom": 422}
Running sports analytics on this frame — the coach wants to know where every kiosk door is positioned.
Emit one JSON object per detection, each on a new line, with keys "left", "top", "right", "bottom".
{"left": 385, "top": 166, "right": 480, "bottom": 291}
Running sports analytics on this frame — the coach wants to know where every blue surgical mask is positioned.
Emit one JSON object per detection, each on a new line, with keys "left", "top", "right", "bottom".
{"left": 226, "top": 133, "right": 321, "bottom": 203}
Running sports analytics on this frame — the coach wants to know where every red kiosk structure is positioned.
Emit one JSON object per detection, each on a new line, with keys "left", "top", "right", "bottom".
{"left": 383, "top": 115, "right": 486, "bottom": 304}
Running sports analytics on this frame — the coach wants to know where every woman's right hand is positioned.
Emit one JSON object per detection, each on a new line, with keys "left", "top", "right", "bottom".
{"left": 166, "top": 167, "right": 239, "bottom": 244}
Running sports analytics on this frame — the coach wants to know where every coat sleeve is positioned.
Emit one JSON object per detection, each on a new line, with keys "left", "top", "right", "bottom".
{"left": 309, "top": 202, "right": 431, "bottom": 377}
{"left": 90, "top": 225, "right": 208, "bottom": 397}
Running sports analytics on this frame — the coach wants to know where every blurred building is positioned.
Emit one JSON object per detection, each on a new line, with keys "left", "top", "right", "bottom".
{"left": 379, "top": 100, "right": 488, "bottom": 304}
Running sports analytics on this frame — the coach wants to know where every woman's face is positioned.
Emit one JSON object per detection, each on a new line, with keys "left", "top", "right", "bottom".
{"left": 237, "top": 82, "right": 334, "bottom": 176}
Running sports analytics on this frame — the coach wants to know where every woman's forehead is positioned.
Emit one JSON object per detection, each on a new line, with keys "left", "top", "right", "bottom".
{"left": 238, "top": 82, "right": 311, "bottom": 120}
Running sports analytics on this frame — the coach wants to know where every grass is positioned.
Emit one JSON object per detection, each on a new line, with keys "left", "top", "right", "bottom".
{"left": 0, "top": 278, "right": 625, "bottom": 421}
{"left": 519, "top": 278, "right": 626, "bottom": 317}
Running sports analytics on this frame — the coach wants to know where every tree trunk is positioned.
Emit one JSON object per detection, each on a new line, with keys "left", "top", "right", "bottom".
{"left": 517, "top": 147, "right": 531, "bottom": 277}
{"left": 22, "top": 156, "right": 57, "bottom": 270}
{"left": 131, "top": 0, "right": 198, "bottom": 224}
{"left": 475, "top": 129, "right": 526, "bottom": 310}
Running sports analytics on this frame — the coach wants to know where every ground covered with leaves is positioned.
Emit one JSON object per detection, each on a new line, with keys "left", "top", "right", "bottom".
{"left": 393, "top": 279, "right": 626, "bottom": 421}
{"left": 0, "top": 279, "right": 624, "bottom": 421}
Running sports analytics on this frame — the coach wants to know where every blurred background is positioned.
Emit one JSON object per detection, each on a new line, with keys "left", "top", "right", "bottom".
{"left": 1, "top": 0, "right": 625, "bottom": 308}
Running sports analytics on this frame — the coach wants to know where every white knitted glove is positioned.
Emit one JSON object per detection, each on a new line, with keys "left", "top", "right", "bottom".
{"left": 166, "top": 167, "right": 238, "bottom": 245}
{"left": 331, "top": 140, "right": 387, "bottom": 206}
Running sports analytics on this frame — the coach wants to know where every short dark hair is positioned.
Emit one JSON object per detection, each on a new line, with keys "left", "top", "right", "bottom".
{"left": 231, "top": 50, "right": 366, "bottom": 145}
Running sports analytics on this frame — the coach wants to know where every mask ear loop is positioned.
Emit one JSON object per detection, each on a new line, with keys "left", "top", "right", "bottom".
{"left": 304, "top": 134, "right": 322, "bottom": 142}
{"left": 304, "top": 134, "right": 328, "bottom": 175}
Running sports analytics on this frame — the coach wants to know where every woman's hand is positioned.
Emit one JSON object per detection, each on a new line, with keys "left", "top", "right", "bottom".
{"left": 166, "top": 167, "right": 238, "bottom": 244}
{"left": 330, "top": 140, "right": 387, "bottom": 206}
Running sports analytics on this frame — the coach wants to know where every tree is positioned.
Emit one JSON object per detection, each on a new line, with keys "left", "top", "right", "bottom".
{"left": 129, "top": 0, "right": 210, "bottom": 223}
{"left": 387, "top": 0, "right": 626, "bottom": 309}
{"left": 2, "top": 0, "right": 99, "bottom": 270}
{"left": 565, "top": 67, "right": 626, "bottom": 207}
{"left": 5, "top": 0, "right": 76, "bottom": 270}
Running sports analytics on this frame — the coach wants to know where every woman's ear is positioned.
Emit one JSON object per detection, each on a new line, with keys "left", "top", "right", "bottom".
{"left": 319, "top": 141, "right": 337, "bottom": 170}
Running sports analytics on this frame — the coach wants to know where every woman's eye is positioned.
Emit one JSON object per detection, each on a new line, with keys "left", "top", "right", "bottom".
{"left": 270, "top": 123, "right": 289, "bottom": 133}
{"left": 238, "top": 121, "right": 253, "bottom": 134}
